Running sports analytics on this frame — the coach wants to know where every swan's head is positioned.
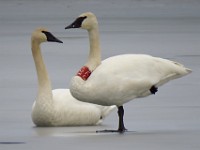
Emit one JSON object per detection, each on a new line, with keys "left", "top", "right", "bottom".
{"left": 65, "top": 12, "right": 98, "bottom": 30}
{"left": 31, "top": 27, "right": 63, "bottom": 43}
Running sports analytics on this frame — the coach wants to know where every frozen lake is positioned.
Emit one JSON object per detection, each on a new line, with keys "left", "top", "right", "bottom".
{"left": 0, "top": 0, "right": 200, "bottom": 149}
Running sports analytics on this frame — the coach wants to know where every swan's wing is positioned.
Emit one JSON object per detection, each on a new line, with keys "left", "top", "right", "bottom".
{"left": 90, "top": 54, "right": 190, "bottom": 87}
{"left": 84, "top": 54, "right": 191, "bottom": 105}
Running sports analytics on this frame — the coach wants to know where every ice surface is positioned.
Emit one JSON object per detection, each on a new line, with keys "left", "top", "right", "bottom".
{"left": 0, "top": 0, "right": 200, "bottom": 150}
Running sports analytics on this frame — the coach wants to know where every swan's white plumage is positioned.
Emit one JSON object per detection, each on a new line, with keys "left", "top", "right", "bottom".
{"left": 70, "top": 54, "right": 191, "bottom": 106}
{"left": 31, "top": 28, "right": 116, "bottom": 127}
{"left": 32, "top": 89, "right": 115, "bottom": 126}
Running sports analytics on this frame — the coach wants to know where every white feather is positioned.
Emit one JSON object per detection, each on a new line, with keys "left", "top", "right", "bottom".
{"left": 70, "top": 54, "right": 191, "bottom": 106}
{"left": 31, "top": 28, "right": 116, "bottom": 127}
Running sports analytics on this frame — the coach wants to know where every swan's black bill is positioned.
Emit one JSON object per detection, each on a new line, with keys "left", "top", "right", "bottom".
{"left": 65, "top": 16, "right": 87, "bottom": 29}
{"left": 42, "top": 31, "right": 63, "bottom": 43}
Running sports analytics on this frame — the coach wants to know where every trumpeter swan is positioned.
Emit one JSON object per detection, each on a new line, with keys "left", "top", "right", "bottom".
{"left": 31, "top": 27, "right": 115, "bottom": 126}
{"left": 65, "top": 12, "right": 192, "bottom": 133}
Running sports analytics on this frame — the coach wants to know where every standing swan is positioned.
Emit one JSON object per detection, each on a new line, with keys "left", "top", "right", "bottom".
{"left": 65, "top": 12, "right": 192, "bottom": 133}
{"left": 31, "top": 28, "right": 115, "bottom": 126}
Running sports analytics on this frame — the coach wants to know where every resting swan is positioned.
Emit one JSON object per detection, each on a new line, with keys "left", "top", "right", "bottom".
{"left": 31, "top": 28, "right": 116, "bottom": 126}
{"left": 65, "top": 12, "right": 192, "bottom": 133}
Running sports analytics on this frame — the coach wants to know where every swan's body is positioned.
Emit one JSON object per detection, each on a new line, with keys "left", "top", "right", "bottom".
{"left": 31, "top": 28, "right": 115, "bottom": 126}
{"left": 65, "top": 12, "right": 192, "bottom": 132}
{"left": 70, "top": 54, "right": 191, "bottom": 107}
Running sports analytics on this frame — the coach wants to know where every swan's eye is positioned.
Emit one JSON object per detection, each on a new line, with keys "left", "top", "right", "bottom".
{"left": 41, "top": 31, "right": 49, "bottom": 35}
{"left": 42, "top": 31, "right": 51, "bottom": 38}
{"left": 74, "top": 16, "right": 87, "bottom": 27}
{"left": 41, "top": 31, "right": 63, "bottom": 43}
{"left": 65, "top": 16, "right": 87, "bottom": 29}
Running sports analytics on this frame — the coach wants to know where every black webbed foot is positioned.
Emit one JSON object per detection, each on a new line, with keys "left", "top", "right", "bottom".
{"left": 150, "top": 85, "right": 158, "bottom": 94}
{"left": 96, "top": 128, "right": 127, "bottom": 134}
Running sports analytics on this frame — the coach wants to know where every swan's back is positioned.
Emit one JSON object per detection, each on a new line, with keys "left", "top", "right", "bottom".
{"left": 92, "top": 54, "right": 191, "bottom": 86}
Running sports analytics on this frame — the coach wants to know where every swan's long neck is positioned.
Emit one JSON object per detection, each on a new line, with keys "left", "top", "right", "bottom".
{"left": 85, "top": 26, "right": 101, "bottom": 71}
{"left": 31, "top": 40, "right": 52, "bottom": 100}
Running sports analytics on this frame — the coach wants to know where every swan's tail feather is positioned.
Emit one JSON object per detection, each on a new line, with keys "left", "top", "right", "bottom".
{"left": 185, "top": 68, "right": 192, "bottom": 74}
{"left": 155, "top": 62, "right": 192, "bottom": 87}
{"left": 171, "top": 60, "right": 192, "bottom": 75}
{"left": 101, "top": 105, "right": 116, "bottom": 119}
{"left": 96, "top": 105, "right": 116, "bottom": 125}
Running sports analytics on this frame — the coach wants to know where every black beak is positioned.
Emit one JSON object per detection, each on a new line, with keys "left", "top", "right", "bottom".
{"left": 42, "top": 31, "right": 63, "bottom": 43}
{"left": 65, "top": 22, "right": 76, "bottom": 29}
{"left": 65, "top": 16, "right": 87, "bottom": 29}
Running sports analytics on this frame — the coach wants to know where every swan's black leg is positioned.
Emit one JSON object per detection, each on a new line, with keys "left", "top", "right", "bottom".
{"left": 96, "top": 106, "right": 127, "bottom": 133}
{"left": 117, "top": 106, "right": 127, "bottom": 133}
{"left": 150, "top": 85, "right": 158, "bottom": 94}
